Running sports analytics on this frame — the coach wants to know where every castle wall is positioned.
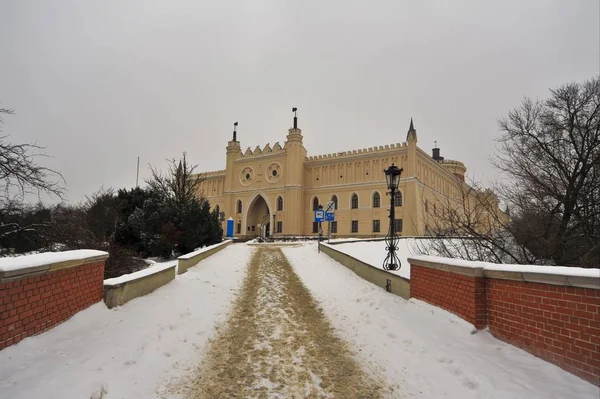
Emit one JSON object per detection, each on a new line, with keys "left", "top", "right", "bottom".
{"left": 197, "top": 120, "right": 477, "bottom": 239}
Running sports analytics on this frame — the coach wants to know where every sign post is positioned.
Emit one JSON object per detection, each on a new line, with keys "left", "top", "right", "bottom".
{"left": 324, "top": 201, "right": 335, "bottom": 243}
{"left": 314, "top": 207, "right": 325, "bottom": 252}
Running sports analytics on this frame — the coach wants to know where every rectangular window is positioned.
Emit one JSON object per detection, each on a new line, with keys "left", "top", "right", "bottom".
{"left": 313, "top": 222, "right": 319, "bottom": 233}
{"left": 351, "top": 220, "right": 358, "bottom": 233}
{"left": 372, "top": 220, "right": 380, "bottom": 233}
{"left": 277, "top": 221, "right": 283, "bottom": 233}
{"left": 236, "top": 223, "right": 241, "bottom": 234}
{"left": 395, "top": 219, "right": 403, "bottom": 232}
{"left": 330, "top": 221, "right": 337, "bottom": 233}
{"left": 251, "top": 225, "right": 255, "bottom": 231}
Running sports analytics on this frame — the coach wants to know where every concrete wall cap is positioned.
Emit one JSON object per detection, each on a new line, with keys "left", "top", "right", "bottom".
{"left": 177, "top": 240, "right": 232, "bottom": 260}
{"left": 408, "top": 257, "right": 485, "bottom": 277}
{"left": 409, "top": 256, "right": 600, "bottom": 289}
{"left": 0, "top": 250, "right": 109, "bottom": 281}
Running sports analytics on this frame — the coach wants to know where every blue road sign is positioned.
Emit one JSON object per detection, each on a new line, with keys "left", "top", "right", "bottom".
{"left": 314, "top": 210, "right": 325, "bottom": 222}
{"left": 325, "top": 212, "right": 335, "bottom": 221}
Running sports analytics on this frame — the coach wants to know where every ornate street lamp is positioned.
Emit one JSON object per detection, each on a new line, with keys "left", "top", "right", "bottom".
{"left": 383, "top": 163, "right": 403, "bottom": 271}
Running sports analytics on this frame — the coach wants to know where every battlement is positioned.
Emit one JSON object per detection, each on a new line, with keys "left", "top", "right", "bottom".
{"left": 240, "top": 142, "right": 284, "bottom": 157}
{"left": 306, "top": 142, "right": 407, "bottom": 161}
{"left": 198, "top": 169, "right": 226, "bottom": 178}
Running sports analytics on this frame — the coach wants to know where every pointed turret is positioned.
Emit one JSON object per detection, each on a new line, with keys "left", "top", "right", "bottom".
{"left": 406, "top": 118, "right": 417, "bottom": 142}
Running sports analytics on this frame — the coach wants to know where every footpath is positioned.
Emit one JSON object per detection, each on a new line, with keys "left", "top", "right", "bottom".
{"left": 170, "top": 245, "right": 389, "bottom": 398}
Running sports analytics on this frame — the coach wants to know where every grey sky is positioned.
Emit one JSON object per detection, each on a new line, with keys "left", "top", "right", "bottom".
{"left": 1, "top": 0, "right": 598, "bottom": 203}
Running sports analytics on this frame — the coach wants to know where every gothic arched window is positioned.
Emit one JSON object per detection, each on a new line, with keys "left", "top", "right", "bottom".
{"left": 331, "top": 195, "right": 338, "bottom": 210}
{"left": 313, "top": 197, "right": 320, "bottom": 211}
{"left": 351, "top": 193, "right": 359, "bottom": 209}
{"left": 373, "top": 192, "right": 381, "bottom": 208}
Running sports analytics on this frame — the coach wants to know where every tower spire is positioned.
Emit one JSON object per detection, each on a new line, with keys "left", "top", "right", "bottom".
{"left": 233, "top": 122, "right": 238, "bottom": 142}
{"left": 406, "top": 118, "right": 417, "bottom": 141}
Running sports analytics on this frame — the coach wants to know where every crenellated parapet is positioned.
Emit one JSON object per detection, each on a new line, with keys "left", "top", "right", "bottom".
{"left": 197, "top": 170, "right": 226, "bottom": 179}
{"left": 306, "top": 142, "right": 407, "bottom": 161}
{"left": 240, "top": 141, "right": 285, "bottom": 158}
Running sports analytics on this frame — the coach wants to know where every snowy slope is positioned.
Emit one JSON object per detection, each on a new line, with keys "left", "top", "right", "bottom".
{"left": 330, "top": 238, "right": 422, "bottom": 279}
{"left": 0, "top": 244, "right": 252, "bottom": 399}
{"left": 283, "top": 243, "right": 598, "bottom": 399}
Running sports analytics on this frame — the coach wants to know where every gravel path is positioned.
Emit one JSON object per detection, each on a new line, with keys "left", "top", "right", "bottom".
{"left": 177, "top": 245, "right": 388, "bottom": 398}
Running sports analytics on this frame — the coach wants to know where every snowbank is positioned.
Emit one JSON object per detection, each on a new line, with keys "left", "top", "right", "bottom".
{"left": 329, "top": 238, "right": 424, "bottom": 279}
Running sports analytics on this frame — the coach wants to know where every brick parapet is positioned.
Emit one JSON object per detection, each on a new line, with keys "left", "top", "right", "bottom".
{"left": 0, "top": 258, "right": 106, "bottom": 350}
{"left": 409, "top": 257, "right": 600, "bottom": 386}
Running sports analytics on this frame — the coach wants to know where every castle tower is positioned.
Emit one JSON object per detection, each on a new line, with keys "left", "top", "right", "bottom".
{"left": 284, "top": 108, "right": 307, "bottom": 235}
{"left": 404, "top": 118, "right": 421, "bottom": 235}
{"left": 225, "top": 122, "right": 242, "bottom": 219}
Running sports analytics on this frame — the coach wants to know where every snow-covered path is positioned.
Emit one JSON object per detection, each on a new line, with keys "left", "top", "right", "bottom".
{"left": 0, "top": 244, "right": 252, "bottom": 399}
{"left": 283, "top": 243, "right": 599, "bottom": 399}
{"left": 183, "top": 245, "right": 386, "bottom": 398}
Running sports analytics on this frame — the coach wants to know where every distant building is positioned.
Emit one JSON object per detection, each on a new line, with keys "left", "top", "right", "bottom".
{"left": 197, "top": 113, "right": 488, "bottom": 239}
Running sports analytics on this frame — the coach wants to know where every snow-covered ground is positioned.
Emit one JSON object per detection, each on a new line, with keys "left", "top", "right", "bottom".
{"left": 1, "top": 242, "right": 597, "bottom": 398}
{"left": 0, "top": 244, "right": 252, "bottom": 399}
{"left": 283, "top": 243, "right": 599, "bottom": 399}
{"left": 330, "top": 238, "right": 424, "bottom": 279}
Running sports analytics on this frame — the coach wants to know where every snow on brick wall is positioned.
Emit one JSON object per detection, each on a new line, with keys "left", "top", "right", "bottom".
{"left": 410, "top": 265, "right": 487, "bottom": 329}
{"left": 487, "top": 279, "right": 600, "bottom": 385}
{"left": 0, "top": 261, "right": 105, "bottom": 350}
{"left": 409, "top": 260, "right": 600, "bottom": 386}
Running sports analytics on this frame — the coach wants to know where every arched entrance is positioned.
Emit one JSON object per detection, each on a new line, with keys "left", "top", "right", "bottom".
{"left": 245, "top": 193, "right": 272, "bottom": 239}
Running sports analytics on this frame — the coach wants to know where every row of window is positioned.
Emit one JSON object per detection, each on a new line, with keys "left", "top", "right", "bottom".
{"left": 312, "top": 192, "right": 402, "bottom": 210}
{"left": 233, "top": 219, "right": 401, "bottom": 235}
{"left": 234, "top": 192, "right": 403, "bottom": 214}
{"left": 313, "top": 219, "right": 402, "bottom": 233}
{"left": 236, "top": 221, "right": 284, "bottom": 234}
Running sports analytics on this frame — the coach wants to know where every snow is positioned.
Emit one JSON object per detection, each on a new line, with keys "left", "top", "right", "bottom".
{"left": 177, "top": 240, "right": 231, "bottom": 260}
{"left": 103, "top": 259, "right": 178, "bottom": 286}
{"left": 330, "top": 239, "right": 600, "bottom": 280}
{"left": 410, "top": 255, "right": 600, "bottom": 279}
{"left": 1, "top": 242, "right": 597, "bottom": 398}
{"left": 283, "top": 243, "right": 599, "bottom": 399}
{"left": 0, "top": 250, "right": 108, "bottom": 273}
{"left": 0, "top": 244, "right": 251, "bottom": 399}
{"left": 325, "top": 238, "right": 425, "bottom": 279}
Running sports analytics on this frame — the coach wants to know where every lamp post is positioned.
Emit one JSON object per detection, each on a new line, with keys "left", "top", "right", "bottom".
{"left": 383, "top": 163, "right": 403, "bottom": 271}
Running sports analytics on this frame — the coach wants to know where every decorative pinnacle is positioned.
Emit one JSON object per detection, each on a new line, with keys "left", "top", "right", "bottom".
{"left": 292, "top": 107, "right": 298, "bottom": 129}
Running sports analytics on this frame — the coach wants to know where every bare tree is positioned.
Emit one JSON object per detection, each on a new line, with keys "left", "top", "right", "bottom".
{"left": 146, "top": 152, "right": 204, "bottom": 205}
{"left": 0, "top": 107, "right": 64, "bottom": 240}
{"left": 417, "top": 182, "right": 538, "bottom": 264}
{"left": 495, "top": 76, "right": 600, "bottom": 267}
{"left": 419, "top": 77, "right": 600, "bottom": 267}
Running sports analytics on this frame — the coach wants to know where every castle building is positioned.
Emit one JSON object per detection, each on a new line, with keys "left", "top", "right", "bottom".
{"left": 197, "top": 112, "right": 471, "bottom": 239}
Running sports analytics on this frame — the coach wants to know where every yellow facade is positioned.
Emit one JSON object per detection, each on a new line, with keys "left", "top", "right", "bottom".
{"left": 197, "top": 117, "right": 473, "bottom": 239}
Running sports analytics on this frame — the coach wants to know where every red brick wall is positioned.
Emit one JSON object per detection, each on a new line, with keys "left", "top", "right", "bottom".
{"left": 487, "top": 278, "right": 600, "bottom": 385}
{"left": 411, "top": 265, "right": 487, "bottom": 329}
{"left": 0, "top": 261, "right": 105, "bottom": 350}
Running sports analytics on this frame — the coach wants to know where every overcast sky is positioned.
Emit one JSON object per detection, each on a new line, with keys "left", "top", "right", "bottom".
{"left": 1, "top": 0, "right": 598, "bottom": 203}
